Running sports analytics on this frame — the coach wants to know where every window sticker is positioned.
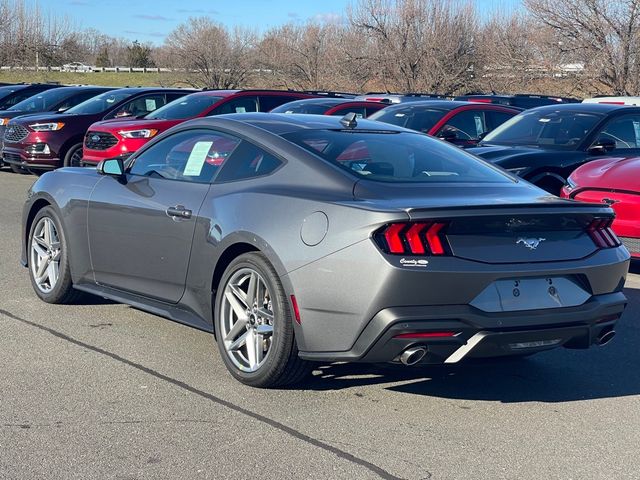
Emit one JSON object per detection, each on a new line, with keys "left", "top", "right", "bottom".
{"left": 633, "top": 121, "right": 640, "bottom": 145}
{"left": 183, "top": 141, "right": 213, "bottom": 176}
{"left": 474, "top": 115, "right": 484, "bottom": 136}
{"left": 145, "top": 99, "right": 157, "bottom": 111}
{"left": 236, "top": 107, "right": 247, "bottom": 113}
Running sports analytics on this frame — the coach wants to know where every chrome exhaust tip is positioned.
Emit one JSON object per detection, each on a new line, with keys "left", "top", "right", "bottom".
{"left": 597, "top": 328, "right": 616, "bottom": 346}
{"left": 400, "top": 346, "right": 427, "bottom": 366}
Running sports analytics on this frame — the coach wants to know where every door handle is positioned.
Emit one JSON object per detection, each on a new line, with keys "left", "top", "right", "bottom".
{"left": 602, "top": 198, "right": 619, "bottom": 205}
{"left": 166, "top": 205, "right": 192, "bottom": 219}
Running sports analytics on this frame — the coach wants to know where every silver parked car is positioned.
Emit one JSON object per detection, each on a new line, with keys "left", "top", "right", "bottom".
{"left": 21, "top": 113, "right": 629, "bottom": 387}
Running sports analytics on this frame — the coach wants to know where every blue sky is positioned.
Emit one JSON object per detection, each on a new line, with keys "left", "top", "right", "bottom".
{"left": 53, "top": 0, "right": 522, "bottom": 44}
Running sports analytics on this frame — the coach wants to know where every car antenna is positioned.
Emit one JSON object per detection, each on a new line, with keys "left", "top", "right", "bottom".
{"left": 340, "top": 112, "right": 358, "bottom": 129}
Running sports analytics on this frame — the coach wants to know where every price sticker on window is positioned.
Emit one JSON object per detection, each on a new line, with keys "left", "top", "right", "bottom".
{"left": 183, "top": 141, "right": 213, "bottom": 176}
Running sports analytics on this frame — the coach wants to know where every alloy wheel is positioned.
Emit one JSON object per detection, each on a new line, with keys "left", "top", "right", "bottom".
{"left": 30, "top": 217, "right": 61, "bottom": 293}
{"left": 220, "top": 267, "right": 275, "bottom": 372}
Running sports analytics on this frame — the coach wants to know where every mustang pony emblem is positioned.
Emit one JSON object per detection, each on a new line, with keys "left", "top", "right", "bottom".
{"left": 516, "top": 237, "right": 546, "bottom": 250}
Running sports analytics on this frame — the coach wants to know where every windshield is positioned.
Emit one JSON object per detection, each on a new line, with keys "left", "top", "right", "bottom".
{"left": 481, "top": 110, "right": 603, "bottom": 149}
{"left": 282, "top": 130, "right": 512, "bottom": 183}
{"left": 8, "top": 88, "right": 73, "bottom": 112}
{"left": 271, "top": 102, "right": 333, "bottom": 114}
{"left": 146, "top": 95, "right": 223, "bottom": 120}
{"left": 65, "top": 91, "right": 133, "bottom": 115}
{"left": 368, "top": 107, "right": 447, "bottom": 134}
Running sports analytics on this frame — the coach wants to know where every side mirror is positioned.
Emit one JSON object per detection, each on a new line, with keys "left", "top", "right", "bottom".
{"left": 588, "top": 137, "right": 616, "bottom": 155}
{"left": 97, "top": 158, "right": 125, "bottom": 177}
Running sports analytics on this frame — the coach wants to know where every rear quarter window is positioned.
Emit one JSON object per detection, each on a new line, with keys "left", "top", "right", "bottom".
{"left": 283, "top": 130, "right": 512, "bottom": 183}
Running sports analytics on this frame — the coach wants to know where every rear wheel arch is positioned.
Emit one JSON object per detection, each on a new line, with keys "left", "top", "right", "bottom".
{"left": 211, "top": 242, "right": 260, "bottom": 304}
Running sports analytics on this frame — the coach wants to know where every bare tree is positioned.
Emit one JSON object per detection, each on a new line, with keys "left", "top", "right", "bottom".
{"left": 348, "top": 0, "right": 477, "bottom": 94}
{"left": 259, "top": 21, "right": 349, "bottom": 90}
{"left": 526, "top": 0, "right": 640, "bottom": 95}
{"left": 165, "top": 17, "right": 256, "bottom": 88}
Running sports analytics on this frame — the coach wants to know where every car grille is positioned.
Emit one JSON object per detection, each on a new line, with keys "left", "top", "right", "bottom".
{"left": 85, "top": 131, "right": 118, "bottom": 150}
{"left": 3, "top": 152, "right": 21, "bottom": 164}
{"left": 620, "top": 236, "right": 640, "bottom": 255}
{"left": 4, "top": 124, "right": 29, "bottom": 143}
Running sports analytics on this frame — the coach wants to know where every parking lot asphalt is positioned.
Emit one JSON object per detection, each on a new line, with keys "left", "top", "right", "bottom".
{"left": 0, "top": 171, "right": 639, "bottom": 480}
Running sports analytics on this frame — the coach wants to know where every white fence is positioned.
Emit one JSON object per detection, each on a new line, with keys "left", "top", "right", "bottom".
{"left": 0, "top": 66, "right": 177, "bottom": 73}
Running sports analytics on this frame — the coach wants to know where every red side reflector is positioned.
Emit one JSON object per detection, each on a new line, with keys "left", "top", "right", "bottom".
{"left": 384, "top": 223, "right": 406, "bottom": 253}
{"left": 394, "top": 332, "right": 457, "bottom": 339}
{"left": 290, "top": 295, "right": 301, "bottom": 325}
{"left": 425, "top": 223, "right": 446, "bottom": 255}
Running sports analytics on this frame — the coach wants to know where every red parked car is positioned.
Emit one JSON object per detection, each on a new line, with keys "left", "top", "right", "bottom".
{"left": 368, "top": 101, "right": 521, "bottom": 147}
{"left": 561, "top": 156, "right": 640, "bottom": 259}
{"left": 82, "top": 90, "right": 331, "bottom": 165}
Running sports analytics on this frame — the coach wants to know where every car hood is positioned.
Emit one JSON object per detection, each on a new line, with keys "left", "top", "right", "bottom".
{"left": 89, "top": 118, "right": 181, "bottom": 132}
{"left": 468, "top": 144, "right": 541, "bottom": 162}
{"left": 571, "top": 156, "right": 640, "bottom": 193}
{"left": 0, "top": 110, "right": 60, "bottom": 120}
{"left": 9, "top": 111, "right": 95, "bottom": 125}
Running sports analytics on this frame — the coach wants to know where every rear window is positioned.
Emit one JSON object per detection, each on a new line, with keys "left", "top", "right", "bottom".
{"left": 271, "top": 102, "right": 333, "bottom": 114}
{"left": 66, "top": 91, "right": 134, "bottom": 114}
{"left": 369, "top": 107, "right": 447, "bottom": 134}
{"left": 146, "top": 95, "right": 223, "bottom": 120}
{"left": 282, "top": 130, "right": 512, "bottom": 183}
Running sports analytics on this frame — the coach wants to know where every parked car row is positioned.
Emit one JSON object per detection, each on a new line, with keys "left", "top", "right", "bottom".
{"left": 0, "top": 83, "right": 637, "bottom": 259}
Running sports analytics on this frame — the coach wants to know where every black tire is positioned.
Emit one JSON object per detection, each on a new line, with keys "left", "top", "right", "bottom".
{"left": 10, "top": 164, "right": 29, "bottom": 174}
{"left": 63, "top": 144, "right": 83, "bottom": 168}
{"left": 27, "top": 206, "right": 83, "bottom": 304}
{"left": 214, "top": 252, "right": 310, "bottom": 388}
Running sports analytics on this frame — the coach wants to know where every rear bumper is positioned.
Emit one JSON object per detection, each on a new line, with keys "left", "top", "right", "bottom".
{"left": 298, "top": 291, "right": 627, "bottom": 363}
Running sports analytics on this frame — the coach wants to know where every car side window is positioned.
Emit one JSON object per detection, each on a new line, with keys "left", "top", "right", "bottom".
{"left": 258, "top": 95, "right": 301, "bottom": 112}
{"left": 365, "top": 106, "right": 384, "bottom": 117}
{"left": 214, "top": 141, "right": 283, "bottom": 183}
{"left": 105, "top": 94, "right": 169, "bottom": 119}
{"left": 598, "top": 115, "right": 640, "bottom": 149}
{"left": 212, "top": 97, "right": 258, "bottom": 115}
{"left": 129, "top": 129, "right": 241, "bottom": 184}
{"left": 439, "top": 110, "right": 487, "bottom": 140}
{"left": 486, "top": 111, "right": 516, "bottom": 130}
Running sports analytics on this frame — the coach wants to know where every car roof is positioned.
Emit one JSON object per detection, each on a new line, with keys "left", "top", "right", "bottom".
{"left": 277, "top": 98, "right": 368, "bottom": 107}
{"left": 582, "top": 96, "right": 640, "bottom": 106}
{"left": 525, "top": 103, "right": 640, "bottom": 114}
{"left": 186, "top": 112, "right": 411, "bottom": 135}
{"left": 374, "top": 100, "right": 504, "bottom": 111}
{"left": 106, "top": 87, "right": 196, "bottom": 95}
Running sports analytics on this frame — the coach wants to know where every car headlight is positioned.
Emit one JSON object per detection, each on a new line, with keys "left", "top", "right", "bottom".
{"left": 29, "top": 122, "right": 65, "bottom": 131}
{"left": 118, "top": 129, "right": 158, "bottom": 139}
{"left": 0, "top": 118, "right": 9, "bottom": 126}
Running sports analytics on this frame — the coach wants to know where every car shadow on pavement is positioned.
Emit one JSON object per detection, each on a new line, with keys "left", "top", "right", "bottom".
{"left": 296, "top": 286, "right": 640, "bottom": 403}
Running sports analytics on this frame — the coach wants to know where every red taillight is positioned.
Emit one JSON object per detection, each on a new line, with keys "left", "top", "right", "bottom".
{"left": 468, "top": 98, "right": 493, "bottom": 103}
{"left": 383, "top": 223, "right": 406, "bottom": 254}
{"left": 394, "top": 331, "right": 458, "bottom": 339}
{"left": 587, "top": 218, "right": 621, "bottom": 249}
{"left": 405, "top": 223, "right": 427, "bottom": 254}
{"left": 377, "top": 221, "right": 450, "bottom": 256}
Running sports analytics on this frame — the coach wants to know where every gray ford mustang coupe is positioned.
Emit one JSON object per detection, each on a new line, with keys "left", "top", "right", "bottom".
{"left": 21, "top": 113, "right": 629, "bottom": 387}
